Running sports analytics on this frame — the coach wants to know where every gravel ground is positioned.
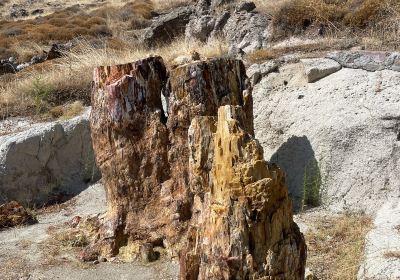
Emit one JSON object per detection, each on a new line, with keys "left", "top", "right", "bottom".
{"left": 0, "top": 182, "right": 179, "bottom": 280}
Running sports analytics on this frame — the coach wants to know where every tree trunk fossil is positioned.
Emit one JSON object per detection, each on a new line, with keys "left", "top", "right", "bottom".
{"left": 87, "top": 56, "right": 306, "bottom": 279}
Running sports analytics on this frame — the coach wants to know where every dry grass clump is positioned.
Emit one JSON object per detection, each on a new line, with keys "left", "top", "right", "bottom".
{"left": 246, "top": 49, "right": 278, "bottom": 64}
{"left": 151, "top": 0, "right": 193, "bottom": 11}
{"left": 263, "top": 0, "right": 400, "bottom": 49}
{"left": 305, "top": 213, "right": 372, "bottom": 280}
{"left": 384, "top": 251, "right": 400, "bottom": 259}
{"left": 0, "top": 37, "right": 228, "bottom": 119}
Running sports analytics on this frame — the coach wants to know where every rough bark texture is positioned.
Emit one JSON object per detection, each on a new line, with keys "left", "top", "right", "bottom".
{"left": 88, "top": 56, "right": 306, "bottom": 279}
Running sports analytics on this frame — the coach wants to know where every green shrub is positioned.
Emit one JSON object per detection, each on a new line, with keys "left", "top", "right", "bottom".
{"left": 302, "top": 159, "right": 321, "bottom": 209}
{"left": 30, "top": 77, "right": 53, "bottom": 114}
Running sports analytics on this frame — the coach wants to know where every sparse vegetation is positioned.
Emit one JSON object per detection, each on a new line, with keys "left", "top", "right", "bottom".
{"left": 305, "top": 213, "right": 372, "bottom": 280}
{"left": 0, "top": 37, "right": 227, "bottom": 119}
{"left": 30, "top": 76, "right": 53, "bottom": 113}
{"left": 246, "top": 49, "right": 277, "bottom": 64}
{"left": 255, "top": 0, "right": 399, "bottom": 49}
{"left": 384, "top": 251, "right": 400, "bottom": 259}
{"left": 303, "top": 159, "right": 322, "bottom": 209}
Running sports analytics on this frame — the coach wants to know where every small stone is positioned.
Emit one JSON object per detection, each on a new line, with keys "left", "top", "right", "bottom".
{"left": 301, "top": 58, "right": 341, "bottom": 83}
{"left": 93, "top": 260, "right": 99, "bottom": 265}
{"left": 98, "top": 257, "right": 107, "bottom": 262}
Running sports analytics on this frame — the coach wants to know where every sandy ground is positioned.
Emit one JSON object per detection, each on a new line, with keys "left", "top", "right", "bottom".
{"left": 0, "top": 182, "right": 179, "bottom": 280}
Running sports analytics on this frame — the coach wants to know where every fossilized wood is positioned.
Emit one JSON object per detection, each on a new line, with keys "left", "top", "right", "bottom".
{"left": 182, "top": 106, "right": 306, "bottom": 279}
{"left": 88, "top": 56, "right": 306, "bottom": 279}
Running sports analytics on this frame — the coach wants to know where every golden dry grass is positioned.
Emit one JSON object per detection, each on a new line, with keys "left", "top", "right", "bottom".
{"left": 305, "top": 213, "right": 373, "bottom": 280}
{"left": 256, "top": 0, "right": 400, "bottom": 49}
{"left": 0, "top": 37, "right": 228, "bottom": 119}
{"left": 384, "top": 251, "right": 400, "bottom": 259}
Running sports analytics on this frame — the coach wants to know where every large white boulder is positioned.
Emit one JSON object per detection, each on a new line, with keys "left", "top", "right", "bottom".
{"left": 0, "top": 109, "right": 100, "bottom": 207}
{"left": 253, "top": 63, "right": 400, "bottom": 212}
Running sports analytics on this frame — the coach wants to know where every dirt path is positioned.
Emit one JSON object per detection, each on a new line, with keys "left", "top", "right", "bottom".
{"left": 0, "top": 182, "right": 179, "bottom": 280}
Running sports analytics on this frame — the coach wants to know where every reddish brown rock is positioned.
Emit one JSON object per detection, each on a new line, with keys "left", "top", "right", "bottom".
{"left": 88, "top": 56, "right": 306, "bottom": 279}
{"left": 0, "top": 201, "right": 37, "bottom": 229}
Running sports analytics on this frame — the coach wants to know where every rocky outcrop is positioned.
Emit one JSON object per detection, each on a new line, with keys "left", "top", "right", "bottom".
{"left": 247, "top": 60, "right": 280, "bottom": 85}
{"left": 327, "top": 51, "right": 400, "bottom": 72}
{"left": 186, "top": 1, "right": 271, "bottom": 55}
{"left": 88, "top": 56, "right": 306, "bottom": 278}
{"left": 0, "top": 110, "right": 100, "bottom": 207}
{"left": 253, "top": 61, "right": 400, "bottom": 212}
{"left": 142, "top": 6, "right": 193, "bottom": 47}
{"left": 0, "top": 201, "right": 37, "bottom": 229}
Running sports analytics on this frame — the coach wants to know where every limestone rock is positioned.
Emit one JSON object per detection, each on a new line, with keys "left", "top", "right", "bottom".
{"left": 253, "top": 62, "right": 400, "bottom": 212}
{"left": 327, "top": 51, "right": 400, "bottom": 72}
{"left": 0, "top": 110, "right": 100, "bottom": 207}
{"left": 0, "top": 201, "right": 37, "bottom": 229}
{"left": 301, "top": 58, "right": 341, "bottom": 83}
{"left": 247, "top": 60, "right": 280, "bottom": 85}
{"left": 88, "top": 56, "right": 306, "bottom": 278}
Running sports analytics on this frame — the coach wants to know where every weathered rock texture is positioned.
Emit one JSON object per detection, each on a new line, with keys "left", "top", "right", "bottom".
{"left": 301, "top": 58, "right": 341, "bottom": 83}
{"left": 142, "top": 6, "right": 193, "bottom": 47}
{"left": 253, "top": 61, "right": 400, "bottom": 212}
{"left": 327, "top": 51, "right": 400, "bottom": 72}
{"left": 185, "top": 1, "right": 271, "bottom": 55}
{"left": 0, "top": 110, "right": 100, "bottom": 207}
{"left": 89, "top": 57, "right": 306, "bottom": 278}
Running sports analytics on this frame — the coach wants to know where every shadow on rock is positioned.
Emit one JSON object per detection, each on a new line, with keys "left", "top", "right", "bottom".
{"left": 270, "top": 135, "right": 321, "bottom": 212}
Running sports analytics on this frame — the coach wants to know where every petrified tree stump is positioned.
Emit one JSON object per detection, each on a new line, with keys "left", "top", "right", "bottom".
{"left": 88, "top": 56, "right": 306, "bottom": 279}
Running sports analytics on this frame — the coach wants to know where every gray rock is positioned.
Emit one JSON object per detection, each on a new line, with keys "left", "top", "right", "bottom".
{"left": 223, "top": 11, "right": 271, "bottom": 54}
{"left": 31, "top": 9, "right": 44, "bottom": 16}
{"left": 142, "top": 6, "right": 193, "bottom": 47}
{"left": 236, "top": 2, "right": 256, "bottom": 12}
{"left": 247, "top": 60, "right": 280, "bottom": 85}
{"left": 0, "top": 109, "right": 101, "bottom": 207}
{"left": 0, "top": 62, "right": 16, "bottom": 75}
{"left": 253, "top": 63, "right": 400, "bottom": 212}
{"left": 327, "top": 51, "right": 400, "bottom": 72}
{"left": 185, "top": 15, "right": 216, "bottom": 42}
{"left": 301, "top": 58, "right": 341, "bottom": 83}
{"left": 10, "top": 7, "right": 28, "bottom": 18}
{"left": 16, "top": 63, "right": 31, "bottom": 71}
{"left": 357, "top": 199, "right": 400, "bottom": 280}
